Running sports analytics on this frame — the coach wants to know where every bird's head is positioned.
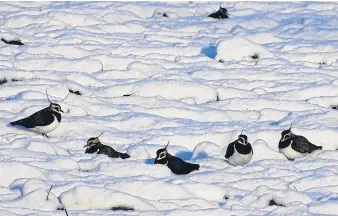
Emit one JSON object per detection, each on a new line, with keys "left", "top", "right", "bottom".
{"left": 84, "top": 132, "right": 103, "bottom": 148}
{"left": 46, "top": 89, "right": 64, "bottom": 113}
{"left": 50, "top": 103, "right": 64, "bottom": 113}
{"left": 281, "top": 124, "right": 292, "bottom": 142}
{"left": 154, "top": 140, "right": 170, "bottom": 165}
{"left": 219, "top": 5, "right": 228, "bottom": 15}
{"left": 237, "top": 130, "right": 248, "bottom": 145}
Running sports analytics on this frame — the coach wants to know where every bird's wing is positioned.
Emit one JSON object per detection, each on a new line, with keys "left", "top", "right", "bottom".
{"left": 26, "top": 109, "right": 55, "bottom": 127}
{"left": 11, "top": 108, "right": 54, "bottom": 128}
{"left": 168, "top": 156, "right": 198, "bottom": 175}
{"left": 225, "top": 142, "right": 236, "bottom": 159}
{"left": 291, "top": 136, "right": 312, "bottom": 153}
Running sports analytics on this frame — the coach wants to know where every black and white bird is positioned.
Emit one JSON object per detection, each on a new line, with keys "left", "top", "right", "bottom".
{"left": 225, "top": 130, "right": 253, "bottom": 166}
{"left": 154, "top": 141, "right": 200, "bottom": 175}
{"left": 208, "top": 5, "right": 229, "bottom": 19}
{"left": 84, "top": 133, "right": 130, "bottom": 159}
{"left": 279, "top": 124, "right": 322, "bottom": 161}
{"left": 10, "top": 90, "right": 64, "bottom": 138}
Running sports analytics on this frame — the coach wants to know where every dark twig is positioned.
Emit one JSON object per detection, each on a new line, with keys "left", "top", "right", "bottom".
{"left": 46, "top": 185, "right": 53, "bottom": 200}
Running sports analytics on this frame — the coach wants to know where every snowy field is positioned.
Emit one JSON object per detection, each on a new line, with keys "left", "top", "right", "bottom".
{"left": 1, "top": 1, "right": 338, "bottom": 215}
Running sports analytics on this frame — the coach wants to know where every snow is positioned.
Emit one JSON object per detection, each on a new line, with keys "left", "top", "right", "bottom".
{"left": 0, "top": 1, "right": 338, "bottom": 215}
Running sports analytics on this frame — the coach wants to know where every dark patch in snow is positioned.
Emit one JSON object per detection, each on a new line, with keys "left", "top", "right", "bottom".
{"left": 319, "top": 62, "right": 326, "bottom": 65}
{"left": 216, "top": 93, "right": 220, "bottom": 101}
{"left": 123, "top": 93, "right": 134, "bottom": 97}
{"left": 0, "top": 78, "right": 7, "bottom": 85}
{"left": 208, "top": 6, "right": 229, "bottom": 19}
{"left": 111, "top": 206, "right": 134, "bottom": 211}
{"left": 223, "top": 195, "right": 229, "bottom": 200}
{"left": 201, "top": 45, "right": 217, "bottom": 59}
{"left": 1, "top": 38, "right": 24, "bottom": 46}
{"left": 269, "top": 199, "right": 285, "bottom": 207}
{"left": 250, "top": 53, "right": 260, "bottom": 59}
{"left": 219, "top": 59, "right": 224, "bottom": 63}
{"left": 69, "top": 89, "right": 81, "bottom": 95}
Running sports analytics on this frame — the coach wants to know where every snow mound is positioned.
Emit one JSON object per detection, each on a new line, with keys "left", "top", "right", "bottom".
{"left": 0, "top": 162, "right": 46, "bottom": 187}
{"left": 251, "top": 139, "right": 286, "bottom": 162}
{"left": 216, "top": 37, "right": 276, "bottom": 61}
{"left": 98, "top": 80, "right": 218, "bottom": 104}
{"left": 1, "top": 189, "right": 61, "bottom": 211}
{"left": 60, "top": 185, "right": 155, "bottom": 210}
{"left": 191, "top": 141, "right": 222, "bottom": 160}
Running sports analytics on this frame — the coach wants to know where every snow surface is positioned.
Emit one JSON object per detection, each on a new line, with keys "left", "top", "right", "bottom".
{"left": 0, "top": 1, "right": 338, "bottom": 215}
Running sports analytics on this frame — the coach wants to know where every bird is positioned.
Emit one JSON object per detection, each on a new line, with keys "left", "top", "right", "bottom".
{"left": 1, "top": 38, "right": 24, "bottom": 46}
{"left": 154, "top": 141, "right": 200, "bottom": 175}
{"left": 84, "top": 133, "right": 130, "bottom": 159}
{"left": 278, "top": 124, "right": 322, "bottom": 161}
{"left": 10, "top": 90, "right": 64, "bottom": 138}
{"left": 208, "top": 5, "right": 229, "bottom": 19}
{"left": 225, "top": 130, "right": 253, "bottom": 166}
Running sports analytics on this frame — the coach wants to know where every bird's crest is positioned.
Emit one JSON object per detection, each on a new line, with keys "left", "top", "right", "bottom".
{"left": 46, "top": 89, "right": 52, "bottom": 104}
{"left": 164, "top": 140, "right": 170, "bottom": 149}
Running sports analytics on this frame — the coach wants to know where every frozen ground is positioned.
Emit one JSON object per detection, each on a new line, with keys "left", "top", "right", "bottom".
{"left": 0, "top": 1, "right": 338, "bottom": 215}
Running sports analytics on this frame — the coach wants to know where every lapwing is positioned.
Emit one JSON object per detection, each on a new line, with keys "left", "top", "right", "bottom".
{"left": 208, "top": 5, "right": 229, "bottom": 19}
{"left": 154, "top": 141, "right": 200, "bottom": 175}
{"left": 225, "top": 130, "right": 253, "bottom": 166}
{"left": 10, "top": 90, "right": 64, "bottom": 138}
{"left": 279, "top": 124, "right": 322, "bottom": 161}
{"left": 84, "top": 133, "right": 130, "bottom": 159}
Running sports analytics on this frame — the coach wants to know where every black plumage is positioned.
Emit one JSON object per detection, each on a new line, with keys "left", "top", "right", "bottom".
{"left": 1, "top": 38, "right": 24, "bottom": 46}
{"left": 84, "top": 136, "right": 130, "bottom": 159}
{"left": 279, "top": 124, "right": 322, "bottom": 160}
{"left": 208, "top": 6, "right": 229, "bottom": 20}
{"left": 154, "top": 141, "right": 200, "bottom": 175}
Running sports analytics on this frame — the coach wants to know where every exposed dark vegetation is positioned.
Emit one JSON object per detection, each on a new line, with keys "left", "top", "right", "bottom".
{"left": 269, "top": 199, "right": 285, "bottom": 207}
{"left": 46, "top": 185, "right": 53, "bottom": 200}
{"left": 155, "top": 11, "right": 168, "bottom": 18}
{"left": 123, "top": 93, "right": 133, "bottom": 97}
{"left": 0, "top": 79, "right": 7, "bottom": 85}
{"left": 331, "top": 105, "right": 338, "bottom": 110}
{"left": 69, "top": 89, "right": 81, "bottom": 95}
{"left": 216, "top": 93, "right": 220, "bottom": 101}
{"left": 111, "top": 206, "right": 134, "bottom": 211}
{"left": 1, "top": 38, "right": 24, "bottom": 46}
{"left": 219, "top": 59, "right": 224, "bottom": 63}
{"left": 0, "top": 78, "right": 23, "bottom": 85}
{"left": 223, "top": 195, "right": 229, "bottom": 200}
{"left": 250, "top": 53, "right": 260, "bottom": 59}
{"left": 208, "top": 6, "right": 229, "bottom": 19}
{"left": 57, "top": 207, "right": 65, "bottom": 210}
{"left": 319, "top": 62, "right": 326, "bottom": 65}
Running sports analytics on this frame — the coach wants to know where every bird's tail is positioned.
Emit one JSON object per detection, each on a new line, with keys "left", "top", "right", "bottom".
{"left": 194, "top": 164, "right": 200, "bottom": 171}
{"left": 310, "top": 145, "right": 322, "bottom": 153}
{"left": 120, "top": 153, "right": 130, "bottom": 159}
{"left": 10, "top": 119, "right": 23, "bottom": 126}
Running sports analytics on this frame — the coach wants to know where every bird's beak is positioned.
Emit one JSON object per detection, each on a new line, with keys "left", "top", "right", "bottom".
{"left": 60, "top": 109, "right": 64, "bottom": 113}
{"left": 83, "top": 144, "right": 89, "bottom": 148}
